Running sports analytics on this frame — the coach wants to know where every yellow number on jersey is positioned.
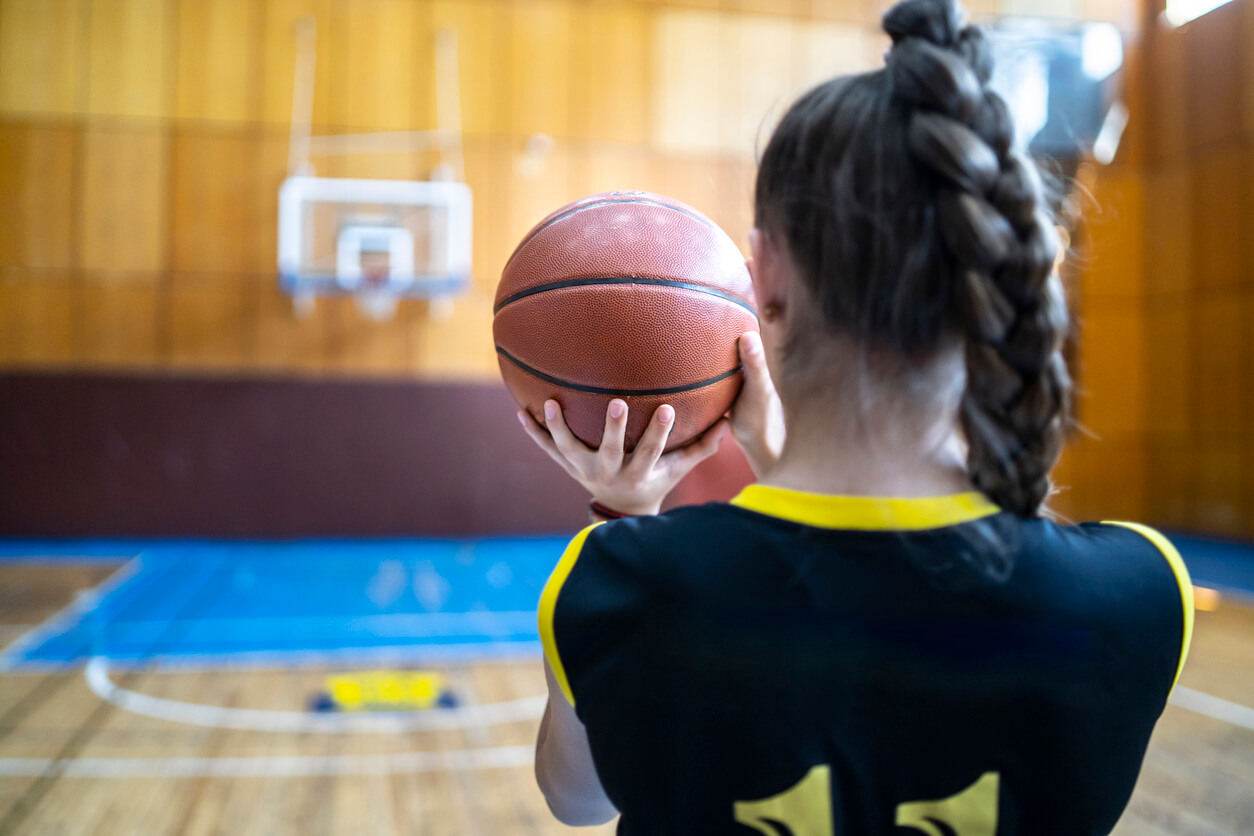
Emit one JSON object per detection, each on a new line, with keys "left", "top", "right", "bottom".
{"left": 733, "top": 764, "right": 834, "bottom": 836}
{"left": 895, "top": 772, "right": 1000, "bottom": 836}
{"left": 732, "top": 768, "right": 999, "bottom": 836}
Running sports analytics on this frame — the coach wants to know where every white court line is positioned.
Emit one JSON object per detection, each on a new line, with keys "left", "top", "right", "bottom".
{"left": 0, "top": 558, "right": 142, "bottom": 672}
{"left": 0, "top": 745, "right": 536, "bottom": 778}
{"left": 86, "top": 657, "right": 547, "bottom": 734}
{"left": 1169, "top": 686, "right": 1254, "bottom": 732}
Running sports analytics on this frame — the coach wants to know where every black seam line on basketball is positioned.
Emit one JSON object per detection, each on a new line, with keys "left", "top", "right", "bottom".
{"left": 495, "top": 347, "right": 742, "bottom": 397}
{"left": 503, "top": 197, "right": 715, "bottom": 272}
{"left": 493, "top": 277, "right": 758, "bottom": 316}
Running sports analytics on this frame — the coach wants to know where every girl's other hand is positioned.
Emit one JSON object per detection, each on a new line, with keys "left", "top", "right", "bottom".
{"left": 729, "top": 331, "right": 785, "bottom": 478}
{"left": 518, "top": 399, "right": 729, "bottom": 517}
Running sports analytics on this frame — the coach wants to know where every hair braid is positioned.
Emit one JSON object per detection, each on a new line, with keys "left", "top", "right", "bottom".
{"left": 883, "top": 0, "right": 1071, "bottom": 516}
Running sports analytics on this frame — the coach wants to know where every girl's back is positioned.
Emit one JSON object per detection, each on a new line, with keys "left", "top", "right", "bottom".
{"left": 544, "top": 492, "right": 1189, "bottom": 834}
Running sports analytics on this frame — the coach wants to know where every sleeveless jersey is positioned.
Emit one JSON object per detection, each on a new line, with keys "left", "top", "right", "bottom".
{"left": 538, "top": 485, "right": 1193, "bottom": 835}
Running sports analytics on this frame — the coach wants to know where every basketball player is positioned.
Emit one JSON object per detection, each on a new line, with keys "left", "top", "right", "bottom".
{"left": 517, "top": 0, "right": 1193, "bottom": 831}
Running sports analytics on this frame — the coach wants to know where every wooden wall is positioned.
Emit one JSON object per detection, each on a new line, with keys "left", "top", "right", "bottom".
{"left": 0, "top": 0, "right": 1136, "bottom": 380}
{"left": 12, "top": 0, "right": 1249, "bottom": 537}
{"left": 1053, "top": 0, "right": 1254, "bottom": 537}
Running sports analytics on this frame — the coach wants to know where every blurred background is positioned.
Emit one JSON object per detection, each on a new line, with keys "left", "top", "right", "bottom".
{"left": 0, "top": 0, "right": 1251, "bottom": 834}
{"left": 1, "top": 0, "right": 1248, "bottom": 539}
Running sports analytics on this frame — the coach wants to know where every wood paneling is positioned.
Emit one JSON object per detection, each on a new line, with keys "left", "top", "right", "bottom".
{"left": 461, "top": 137, "right": 512, "bottom": 291}
{"left": 175, "top": 0, "right": 260, "bottom": 123}
{"left": 661, "top": 153, "right": 723, "bottom": 220}
{"left": 330, "top": 0, "right": 433, "bottom": 133}
{"left": 0, "top": 121, "right": 76, "bottom": 269}
{"left": 718, "top": 158, "right": 756, "bottom": 254}
{"left": 0, "top": 0, "right": 84, "bottom": 115}
{"left": 652, "top": 9, "right": 725, "bottom": 153}
{"left": 1081, "top": 171, "right": 1145, "bottom": 299}
{"left": 248, "top": 131, "right": 292, "bottom": 277}
{"left": 502, "top": 143, "right": 574, "bottom": 259}
{"left": 571, "top": 3, "right": 650, "bottom": 144}
{"left": 507, "top": 0, "right": 572, "bottom": 138}
{"left": 78, "top": 124, "right": 168, "bottom": 274}
{"left": 1146, "top": 25, "right": 1187, "bottom": 163}
{"left": 1144, "top": 162, "right": 1192, "bottom": 297}
{"left": 722, "top": 14, "right": 795, "bottom": 157}
{"left": 1192, "top": 290, "right": 1249, "bottom": 436}
{"left": 1075, "top": 307, "right": 1145, "bottom": 437}
{"left": 167, "top": 283, "right": 252, "bottom": 368}
{"left": 1145, "top": 437, "right": 1195, "bottom": 529}
{"left": 79, "top": 279, "right": 164, "bottom": 368}
{"left": 84, "top": 0, "right": 172, "bottom": 119}
{"left": 1114, "top": 43, "right": 1146, "bottom": 168}
{"left": 0, "top": 276, "right": 77, "bottom": 365}
{"left": 1183, "top": 0, "right": 1245, "bottom": 151}
{"left": 571, "top": 146, "right": 657, "bottom": 203}
{"left": 1129, "top": 0, "right": 1254, "bottom": 536}
{"left": 321, "top": 297, "right": 411, "bottom": 374}
{"left": 1192, "top": 143, "right": 1249, "bottom": 291}
{"left": 432, "top": 0, "right": 505, "bottom": 136}
{"left": 170, "top": 130, "right": 265, "bottom": 275}
{"left": 254, "top": 284, "right": 329, "bottom": 372}
{"left": 1144, "top": 300, "right": 1192, "bottom": 436}
{"left": 797, "top": 21, "right": 884, "bottom": 95}
{"left": 1193, "top": 434, "right": 1250, "bottom": 537}
{"left": 1059, "top": 435, "right": 1146, "bottom": 523}
{"left": 260, "top": 0, "right": 335, "bottom": 127}
{"left": 1246, "top": 0, "right": 1254, "bottom": 138}
{"left": 411, "top": 288, "right": 498, "bottom": 379}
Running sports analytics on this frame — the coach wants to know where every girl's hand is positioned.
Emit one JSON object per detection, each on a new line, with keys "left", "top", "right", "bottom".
{"left": 518, "top": 398, "right": 729, "bottom": 517}
{"left": 729, "top": 331, "right": 786, "bottom": 478}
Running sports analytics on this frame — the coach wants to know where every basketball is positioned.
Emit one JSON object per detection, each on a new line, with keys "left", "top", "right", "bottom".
{"left": 493, "top": 191, "right": 759, "bottom": 452}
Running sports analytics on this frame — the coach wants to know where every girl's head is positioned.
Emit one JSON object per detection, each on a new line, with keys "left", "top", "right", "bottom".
{"left": 751, "top": 0, "right": 1070, "bottom": 517}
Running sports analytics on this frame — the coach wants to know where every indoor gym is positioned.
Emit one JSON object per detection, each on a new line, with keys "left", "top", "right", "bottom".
{"left": 0, "top": 0, "right": 1252, "bottom": 833}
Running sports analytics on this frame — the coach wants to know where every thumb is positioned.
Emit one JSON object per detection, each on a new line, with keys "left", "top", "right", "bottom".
{"left": 738, "top": 331, "right": 771, "bottom": 395}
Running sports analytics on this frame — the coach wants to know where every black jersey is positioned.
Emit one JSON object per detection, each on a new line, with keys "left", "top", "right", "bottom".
{"left": 538, "top": 485, "right": 1193, "bottom": 836}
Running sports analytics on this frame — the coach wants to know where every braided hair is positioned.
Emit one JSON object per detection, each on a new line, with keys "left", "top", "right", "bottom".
{"left": 754, "top": 0, "right": 1070, "bottom": 518}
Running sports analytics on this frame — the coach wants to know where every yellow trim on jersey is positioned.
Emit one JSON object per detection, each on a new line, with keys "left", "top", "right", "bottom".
{"left": 730, "top": 484, "right": 1000, "bottom": 531}
{"left": 1102, "top": 521, "right": 1194, "bottom": 690}
{"left": 538, "top": 522, "right": 605, "bottom": 707}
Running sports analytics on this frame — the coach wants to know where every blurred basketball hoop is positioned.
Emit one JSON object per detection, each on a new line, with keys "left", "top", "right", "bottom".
{"left": 279, "top": 20, "right": 471, "bottom": 320}
{"left": 278, "top": 176, "right": 471, "bottom": 321}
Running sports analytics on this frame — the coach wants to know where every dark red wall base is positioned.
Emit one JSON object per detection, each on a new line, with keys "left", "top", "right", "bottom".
{"left": 0, "top": 372, "right": 753, "bottom": 538}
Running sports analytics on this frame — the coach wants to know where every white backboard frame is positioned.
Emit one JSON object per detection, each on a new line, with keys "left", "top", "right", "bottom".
{"left": 277, "top": 176, "right": 472, "bottom": 300}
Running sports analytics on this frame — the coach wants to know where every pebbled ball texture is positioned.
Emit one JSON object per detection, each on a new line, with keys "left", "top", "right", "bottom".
{"left": 494, "top": 191, "right": 758, "bottom": 452}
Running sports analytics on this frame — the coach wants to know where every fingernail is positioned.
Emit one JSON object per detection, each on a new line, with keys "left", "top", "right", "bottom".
{"left": 544, "top": 400, "right": 557, "bottom": 421}
{"left": 657, "top": 405, "right": 674, "bottom": 424}
{"left": 609, "top": 399, "right": 625, "bottom": 419}
{"left": 517, "top": 411, "right": 528, "bottom": 427}
{"left": 744, "top": 332, "right": 762, "bottom": 356}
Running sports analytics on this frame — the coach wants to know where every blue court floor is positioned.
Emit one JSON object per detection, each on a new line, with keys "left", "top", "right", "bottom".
{"left": 0, "top": 536, "right": 568, "bottom": 671}
{"left": 0, "top": 532, "right": 1251, "bottom": 672}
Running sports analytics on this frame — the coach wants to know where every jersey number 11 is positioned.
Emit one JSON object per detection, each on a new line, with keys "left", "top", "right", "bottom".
{"left": 734, "top": 766, "right": 1000, "bottom": 836}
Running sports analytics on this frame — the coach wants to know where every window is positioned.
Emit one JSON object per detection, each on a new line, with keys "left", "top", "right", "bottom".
{"left": 1164, "top": 0, "right": 1234, "bottom": 26}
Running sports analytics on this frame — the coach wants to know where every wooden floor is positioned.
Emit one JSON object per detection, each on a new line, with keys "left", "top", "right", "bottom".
{"left": 0, "top": 565, "right": 1250, "bottom": 835}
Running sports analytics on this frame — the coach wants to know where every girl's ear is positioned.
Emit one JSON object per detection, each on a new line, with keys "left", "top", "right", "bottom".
{"left": 748, "top": 227, "right": 788, "bottom": 316}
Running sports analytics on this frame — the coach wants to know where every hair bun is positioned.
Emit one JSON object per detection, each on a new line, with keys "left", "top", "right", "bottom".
{"left": 883, "top": 0, "right": 964, "bottom": 48}
{"left": 887, "top": 39, "right": 982, "bottom": 121}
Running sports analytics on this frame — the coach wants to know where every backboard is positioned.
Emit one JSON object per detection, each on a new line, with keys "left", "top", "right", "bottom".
{"left": 277, "top": 176, "right": 472, "bottom": 319}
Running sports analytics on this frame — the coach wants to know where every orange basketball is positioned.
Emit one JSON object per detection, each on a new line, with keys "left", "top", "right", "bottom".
{"left": 493, "top": 191, "right": 758, "bottom": 452}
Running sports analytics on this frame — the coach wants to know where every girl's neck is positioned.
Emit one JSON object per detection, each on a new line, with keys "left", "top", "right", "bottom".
{"left": 761, "top": 379, "right": 973, "bottom": 499}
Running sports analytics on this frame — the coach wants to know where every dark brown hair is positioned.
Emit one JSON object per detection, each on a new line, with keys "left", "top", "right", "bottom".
{"left": 754, "top": 0, "right": 1070, "bottom": 517}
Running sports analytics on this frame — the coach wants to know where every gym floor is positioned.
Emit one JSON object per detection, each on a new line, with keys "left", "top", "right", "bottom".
{"left": 0, "top": 537, "right": 1250, "bottom": 835}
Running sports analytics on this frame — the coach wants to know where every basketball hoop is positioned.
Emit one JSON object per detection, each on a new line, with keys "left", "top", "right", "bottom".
{"left": 354, "top": 270, "right": 400, "bottom": 321}
{"left": 277, "top": 20, "right": 471, "bottom": 321}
